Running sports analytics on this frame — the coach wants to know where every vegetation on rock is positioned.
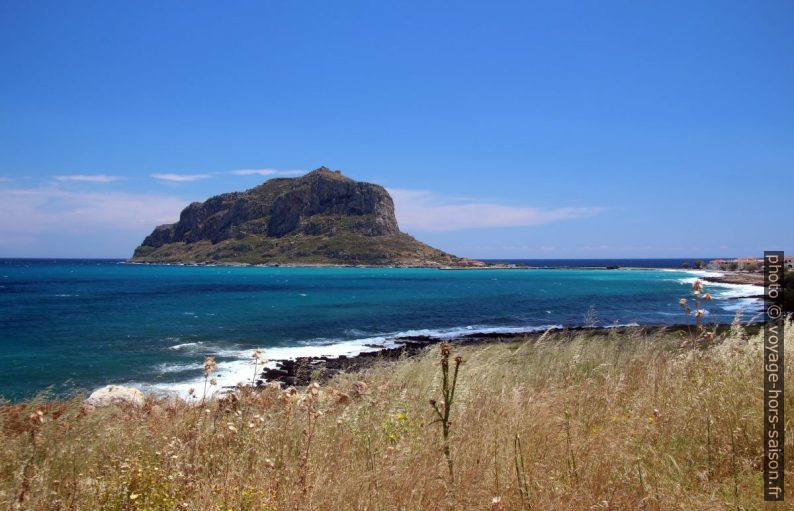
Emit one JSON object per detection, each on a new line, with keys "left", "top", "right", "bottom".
{"left": 132, "top": 168, "right": 458, "bottom": 266}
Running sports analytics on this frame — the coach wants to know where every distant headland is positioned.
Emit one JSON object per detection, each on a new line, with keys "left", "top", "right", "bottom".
{"left": 132, "top": 167, "right": 466, "bottom": 266}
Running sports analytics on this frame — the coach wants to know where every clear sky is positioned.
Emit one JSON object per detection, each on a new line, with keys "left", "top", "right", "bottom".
{"left": 1, "top": 1, "right": 792, "bottom": 259}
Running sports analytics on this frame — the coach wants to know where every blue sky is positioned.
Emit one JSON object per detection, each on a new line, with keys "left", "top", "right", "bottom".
{"left": 1, "top": 1, "right": 792, "bottom": 258}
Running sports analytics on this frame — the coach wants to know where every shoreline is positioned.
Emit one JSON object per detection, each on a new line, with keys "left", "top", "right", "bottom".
{"left": 258, "top": 322, "right": 759, "bottom": 388}
{"left": 4, "top": 319, "right": 778, "bottom": 509}
{"left": 124, "top": 259, "right": 767, "bottom": 276}
{"left": 699, "top": 271, "right": 763, "bottom": 286}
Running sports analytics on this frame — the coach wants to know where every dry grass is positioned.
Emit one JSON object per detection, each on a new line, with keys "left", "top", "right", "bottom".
{"left": 1, "top": 319, "right": 792, "bottom": 510}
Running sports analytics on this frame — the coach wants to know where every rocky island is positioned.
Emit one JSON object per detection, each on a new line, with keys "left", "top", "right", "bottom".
{"left": 132, "top": 167, "right": 460, "bottom": 266}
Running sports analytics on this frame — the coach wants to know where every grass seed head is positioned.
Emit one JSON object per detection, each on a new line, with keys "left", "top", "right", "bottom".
{"left": 203, "top": 356, "right": 217, "bottom": 376}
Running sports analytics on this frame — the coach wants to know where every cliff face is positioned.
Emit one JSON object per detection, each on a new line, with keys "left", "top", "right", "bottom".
{"left": 132, "top": 167, "right": 457, "bottom": 266}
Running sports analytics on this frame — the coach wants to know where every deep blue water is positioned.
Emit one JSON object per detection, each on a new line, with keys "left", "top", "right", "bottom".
{"left": 0, "top": 259, "right": 761, "bottom": 401}
{"left": 481, "top": 258, "right": 720, "bottom": 268}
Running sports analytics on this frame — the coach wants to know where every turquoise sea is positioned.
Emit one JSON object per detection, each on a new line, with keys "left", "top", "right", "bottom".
{"left": 0, "top": 259, "right": 762, "bottom": 401}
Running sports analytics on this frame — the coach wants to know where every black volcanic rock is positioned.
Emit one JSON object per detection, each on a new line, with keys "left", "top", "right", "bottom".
{"left": 132, "top": 167, "right": 458, "bottom": 266}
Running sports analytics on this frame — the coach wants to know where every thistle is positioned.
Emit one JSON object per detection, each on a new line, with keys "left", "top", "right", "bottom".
{"left": 202, "top": 356, "right": 217, "bottom": 403}
{"left": 429, "top": 342, "right": 464, "bottom": 481}
{"left": 678, "top": 279, "right": 716, "bottom": 347}
{"left": 251, "top": 348, "right": 267, "bottom": 386}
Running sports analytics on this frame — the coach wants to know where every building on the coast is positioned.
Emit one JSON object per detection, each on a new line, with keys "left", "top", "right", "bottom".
{"left": 707, "top": 259, "right": 728, "bottom": 270}
{"left": 707, "top": 257, "right": 768, "bottom": 272}
{"left": 457, "top": 258, "right": 487, "bottom": 267}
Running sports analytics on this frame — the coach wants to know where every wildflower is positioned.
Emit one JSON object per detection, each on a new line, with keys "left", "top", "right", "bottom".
{"left": 252, "top": 348, "right": 268, "bottom": 364}
{"left": 280, "top": 387, "right": 298, "bottom": 404}
{"left": 678, "top": 298, "right": 687, "bottom": 306}
{"left": 29, "top": 409, "right": 45, "bottom": 425}
{"left": 129, "top": 493, "right": 139, "bottom": 500}
{"left": 692, "top": 279, "right": 703, "bottom": 291}
{"left": 703, "top": 293, "right": 713, "bottom": 301}
{"left": 352, "top": 381, "right": 368, "bottom": 396}
{"left": 209, "top": 378, "right": 217, "bottom": 386}
{"left": 188, "top": 388, "right": 195, "bottom": 396}
{"left": 491, "top": 496, "right": 502, "bottom": 505}
{"left": 203, "top": 356, "right": 217, "bottom": 376}
{"left": 695, "top": 309, "right": 705, "bottom": 318}
{"left": 227, "top": 423, "right": 237, "bottom": 433}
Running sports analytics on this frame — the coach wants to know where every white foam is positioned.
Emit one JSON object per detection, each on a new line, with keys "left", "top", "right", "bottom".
{"left": 168, "top": 341, "right": 200, "bottom": 351}
{"left": 659, "top": 269, "right": 725, "bottom": 278}
{"left": 672, "top": 276, "right": 762, "bottom": 300}
{"left": 140, "top": 356, "right": 263, "bottom": 400}
{"left": 721, "top": 298, "right": 764, "bottom": 312}
{"left": 604, "top": 322, "right": 640, "bottom": 328}
{"left": 142, "top": 323, "right": 565, "bottom": 399}
{"left": 392, "top": 324, "right": 563, "bottom": 340}
{"left": 153, "top": 362, "right": 203, "bottom": 374}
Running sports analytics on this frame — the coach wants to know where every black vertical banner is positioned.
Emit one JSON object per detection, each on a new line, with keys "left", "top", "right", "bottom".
{"left": 764, "top": 251, "right": 784, "bottom": 501}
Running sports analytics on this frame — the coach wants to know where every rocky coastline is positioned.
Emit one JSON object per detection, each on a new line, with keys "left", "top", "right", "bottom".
{"left": 699, "top": 271, "right": 763, "bottom": 286}
{"left": 258, "top": 323, "right": 753, "bottom": 388}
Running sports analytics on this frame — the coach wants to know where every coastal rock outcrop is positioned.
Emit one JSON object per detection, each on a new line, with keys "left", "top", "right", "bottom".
{"left": 84, "top": 385, "right": 146, "bottom": 408}
{"left": 132, "top": 167, "right": 458, "bottom": 266}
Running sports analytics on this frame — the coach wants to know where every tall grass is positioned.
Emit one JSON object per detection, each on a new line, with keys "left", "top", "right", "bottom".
{"left": 1, "top": 319, "right": 791, "bottom": 510}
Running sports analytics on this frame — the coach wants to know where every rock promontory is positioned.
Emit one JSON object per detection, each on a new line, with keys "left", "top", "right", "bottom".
{"left": 132, "top": 167, "right": 459, "bottom": 266}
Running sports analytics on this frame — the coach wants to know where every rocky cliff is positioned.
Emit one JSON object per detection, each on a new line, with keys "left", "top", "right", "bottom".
{"left": 132, "top": 167, "right": 459, "bottom": 266}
